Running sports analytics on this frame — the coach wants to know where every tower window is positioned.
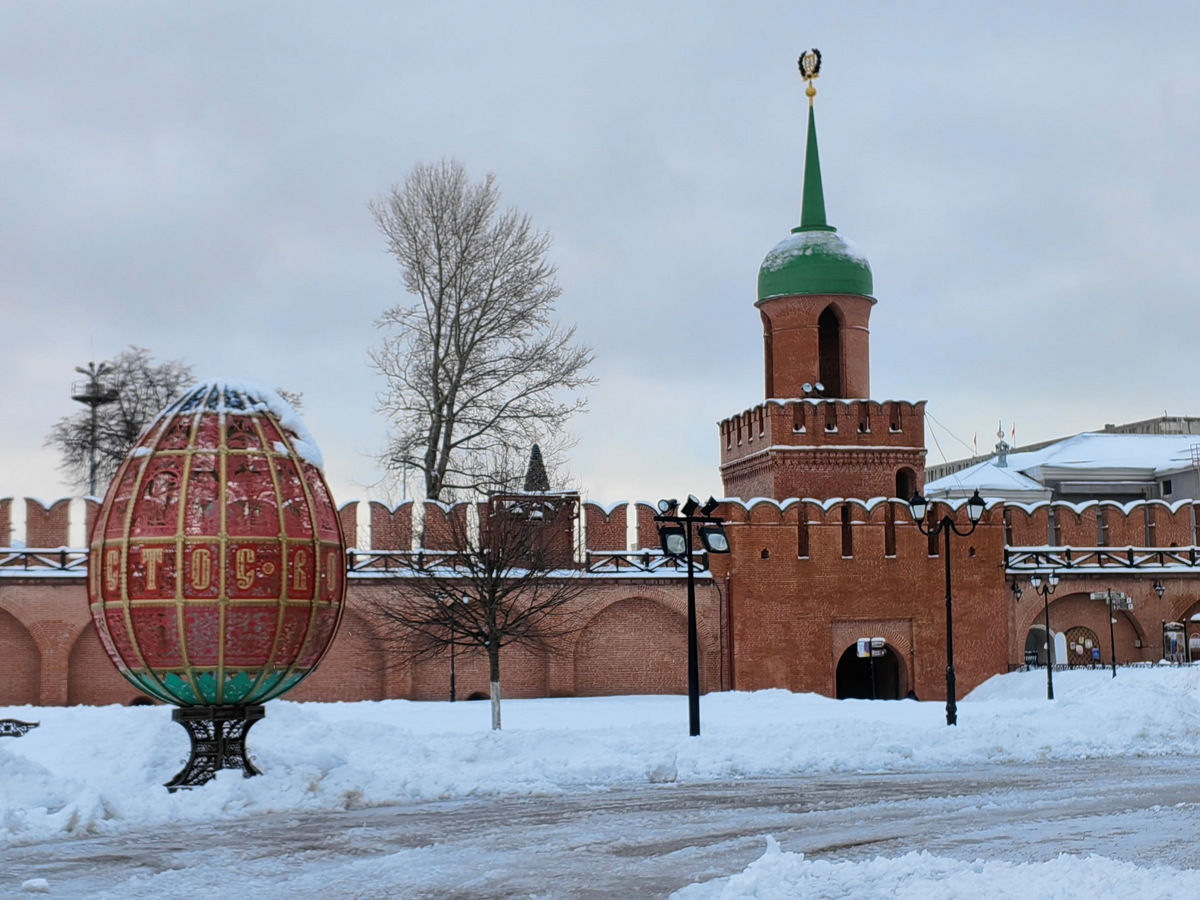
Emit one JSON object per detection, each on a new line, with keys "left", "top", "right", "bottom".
{"left": 818, "top": 306, "right": 843, "bottom": 398}
{"left": 798, "top": 512, "right": 810, "bottom": 558}
{"left": 884, "top": 504, "right": 896, "bottom": 557}
{"left": 841, "top": 504, "right": 853, "bottom": 557}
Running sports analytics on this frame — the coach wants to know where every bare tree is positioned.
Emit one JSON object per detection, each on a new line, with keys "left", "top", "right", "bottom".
{"left": 47, "top": 346, "right": 194, "bottom": 494}
{"left": 370, "top": 159, "right": 594, "bottom": 502}
{"left": 368, "top": 492, "right": 587, "bottom": 730}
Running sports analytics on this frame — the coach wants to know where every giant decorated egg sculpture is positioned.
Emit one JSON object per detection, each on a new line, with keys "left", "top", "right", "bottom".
{"left": 87, "top": 380, "right": 346, "bottom": 707}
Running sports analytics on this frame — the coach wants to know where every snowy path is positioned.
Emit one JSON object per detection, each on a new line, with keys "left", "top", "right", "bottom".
{"left": 5, "top": 757, "right": 1200, "bottom": 898}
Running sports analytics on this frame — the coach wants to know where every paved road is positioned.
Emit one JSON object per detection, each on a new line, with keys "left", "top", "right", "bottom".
{"left": 4, "top": 758, "right": 1200, "bottom": 898}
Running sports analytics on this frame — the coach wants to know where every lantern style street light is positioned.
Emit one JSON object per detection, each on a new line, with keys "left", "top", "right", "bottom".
{"left": 908, "top": 489, "right": 986, "bottom": 726}
{"left": 1012, "top": 570, "right": 1059, "bottom": 700}
{"left": 655, "top": 495, "right": 730, "bottom": 737}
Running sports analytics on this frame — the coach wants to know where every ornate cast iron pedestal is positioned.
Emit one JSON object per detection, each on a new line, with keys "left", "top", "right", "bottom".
{"left": 165, "top": 705, "right": 265, "bottom": 791}
{"left": 0, "top": 719, "right": 39, "bottom": 738}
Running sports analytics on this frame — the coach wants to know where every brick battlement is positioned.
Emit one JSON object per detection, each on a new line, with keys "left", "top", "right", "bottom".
{"left": 719, "top": 398, "right": 926, "bottom": 461}
{"left": 718, "top": 399, "right": 927, "bottom": 503}
{"left": 9, "top": 493, "right": 1199, "bottom": 560}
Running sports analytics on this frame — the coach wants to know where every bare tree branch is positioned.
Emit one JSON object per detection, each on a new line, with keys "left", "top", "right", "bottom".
{"left": 364, "top": 492, "right": 588, "bottom": 729}
{"left": 370, "top": 159, "right": 595, "bottom": 501}
{"left": 46, "top": 347, "right": 195, "bottom": 494}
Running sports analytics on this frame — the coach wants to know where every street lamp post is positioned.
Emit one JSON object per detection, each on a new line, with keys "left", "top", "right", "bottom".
{"left": 439, "top": 593, "right": 470, "bottom": 702}
{"left": 655, "top": 495, "right": 731, "bottom": 737}
{"left": 1012, "top": 571, "right": 1059, "bottom": 700}
{"left": 908, "top": 489, "right": 986, "bottom": 726}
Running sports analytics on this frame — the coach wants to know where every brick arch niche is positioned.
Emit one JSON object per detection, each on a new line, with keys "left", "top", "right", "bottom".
{"left": 287, "top": 608, "right": 385, "bottom": 702}
{"left": 0, "top": 608, "right": 39, "bottom": 705}
{"left": 574, "top": 598, "right": 688, "bottom": 696}
{"left": 68, "top": 622, "right": 142, "bottom": 705}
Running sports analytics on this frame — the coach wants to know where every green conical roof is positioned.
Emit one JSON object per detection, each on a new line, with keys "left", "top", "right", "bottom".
{"left": 757, "top": 102, "right": 873, "bottom": 303}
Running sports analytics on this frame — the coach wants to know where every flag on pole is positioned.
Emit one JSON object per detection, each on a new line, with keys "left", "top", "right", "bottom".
{"left": 972, "top": 432, "right": 978, "bottom": 455}
{"left": 1011, "top": 422, "right": 1016, "bottom": 447}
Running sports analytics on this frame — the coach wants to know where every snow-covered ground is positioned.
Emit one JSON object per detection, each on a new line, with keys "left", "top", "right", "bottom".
{"left": 5, "top": 665, "right": 1200, "bottom": 896}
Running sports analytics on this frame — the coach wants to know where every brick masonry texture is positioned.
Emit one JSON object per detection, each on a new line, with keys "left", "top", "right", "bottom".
{"left": 4, "top": 495, "right": 1199, "bottom": 707}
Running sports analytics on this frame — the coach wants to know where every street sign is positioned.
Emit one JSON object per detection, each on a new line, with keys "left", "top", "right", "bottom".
{"left": 870, "top": 637, "right": 888, "bottom": 658}
{"left": 856, "top": 638, "right": 871, "bottom": 658}
{"left": 1091, "top": 590, "right": 1133, "bottom": 611}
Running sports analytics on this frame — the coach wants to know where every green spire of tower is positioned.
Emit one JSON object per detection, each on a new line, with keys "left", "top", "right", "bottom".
{"left": 799, "top": 106, "right": 833, "bottom": 231}
{"left": 798, "top": 49, "right": 834, "bottom": 233}
{"left": 756, "top": 49, "right": 873, "bottom": 303}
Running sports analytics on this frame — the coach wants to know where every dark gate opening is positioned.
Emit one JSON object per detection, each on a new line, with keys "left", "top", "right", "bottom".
{"left": 836, "top": 644, "right": 905, "bottom": 700}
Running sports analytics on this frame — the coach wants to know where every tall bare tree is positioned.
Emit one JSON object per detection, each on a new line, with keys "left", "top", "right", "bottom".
{"left": 370, "top": 159, "right": 594, "bottom": 502}
{"left": 368, "top": 492, "right": 586, "bottom": 730}
{"left": 47, "top": 346, "right": 194, "bottom": 494}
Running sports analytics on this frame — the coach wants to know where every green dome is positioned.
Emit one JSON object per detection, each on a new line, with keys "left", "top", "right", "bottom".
{"left": 757, "top": 227, "right": 873, "bottom": 302}
{"left": 756, "top": 98, "right": 873, "bottom": 303}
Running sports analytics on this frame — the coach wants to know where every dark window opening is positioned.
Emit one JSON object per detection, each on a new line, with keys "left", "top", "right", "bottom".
{"left": 1097, "top": 509, "right": 1108, "bottom": 546}
{"left": 884, "top": 504, "right": 896, "bottom": 557}
{"left": 895, "top": 468, "right": 916, "bottom": 502}
{"left": 1145, "top": 506, "right": 1156, "bottom": 547}
{"left": 760, "top": 548, "right": 770, "bottom": 560}
{"left": 928, "top": 509, "right": 939, "bottom": 557}
{"left": 798, "top": 514, "right": 809, "bottom": 558}
{"left": 818, "top": 306, "right": 843, "bottom": 398}
{"left": 841, "top": 504, "right": 853, "bottom": 557}
{"left": 1003, "top": 509, "right": 1014, "bottom": 545}
{"left": 1163, "top": 479, "right": 1173, "bottom": 497}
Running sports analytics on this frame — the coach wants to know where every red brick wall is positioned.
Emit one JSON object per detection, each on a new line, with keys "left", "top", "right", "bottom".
{"left": 0, "top": 498, "right": 11, "bottom": 547}
{"left": 338, "top": 501, "right": 359, "bottom": 548}
{"left": 757, "top": 293, "right": 874, "bottom": 399}
{"left": 0, "top": 606, "right": 40, "bottom": 705}
{"left": 68, "top": 622, "right": 142, "bottom": 705}
{"left": 422, "top": 501, "right": 471, "bottom": 550}
{"left": 369, "top": 501, "right": 414, "bottom": 551}
{"left": 633, "top": 503, "right": 659, "bottom": 551}
{"left": 585, "top": 502, "right": 628, "bottom": 551}
{"left": 573, "top": 597, "right": 687, "bottom": 695}
{"left": 25, "top": 498, "right": 70, "bottom": 548}
{"left": 287, "top": 608, "right": 386, "bottom": 701}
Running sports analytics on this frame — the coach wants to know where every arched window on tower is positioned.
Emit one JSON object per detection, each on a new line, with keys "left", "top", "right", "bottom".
{"left": 895, "top": 468, "right": 916, "bottom": 502}
{"left": 818, "top": 306, "right": 843, "bottom": 398}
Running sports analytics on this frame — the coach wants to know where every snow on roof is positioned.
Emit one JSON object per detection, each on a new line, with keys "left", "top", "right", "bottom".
{"left": 926, "top": 432, "right": 1200, "bottom": 498}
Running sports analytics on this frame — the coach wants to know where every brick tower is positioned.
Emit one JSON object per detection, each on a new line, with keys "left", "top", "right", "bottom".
{"left": 720, "top": 58, "right": 925, "bottom": 502}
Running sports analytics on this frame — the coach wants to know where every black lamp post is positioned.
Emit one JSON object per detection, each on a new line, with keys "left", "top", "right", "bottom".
{"left": 1012, "top": 571, "right": 1059, "bottom": 700}
{"left": 439, "top": 593, "right": 470, "bottom": 702}
{"left": 908, "top": 488, "right": 986, "bottom": 726}
{"left": 655, "top": 495, "right": 730, "bottom": 737}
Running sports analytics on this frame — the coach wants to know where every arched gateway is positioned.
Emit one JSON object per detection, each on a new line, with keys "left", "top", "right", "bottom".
{"left": 835, "top": 643, "right": 908, "bottom": 700}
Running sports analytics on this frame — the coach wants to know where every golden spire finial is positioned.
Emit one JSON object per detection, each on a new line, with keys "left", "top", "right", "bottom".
{"left": 798, "top": 48, "right": 822, "bottom": 106}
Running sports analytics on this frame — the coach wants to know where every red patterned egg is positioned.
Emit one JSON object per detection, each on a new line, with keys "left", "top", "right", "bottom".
{"left": 87, "top": 380, "right": 346, "bottom": 706}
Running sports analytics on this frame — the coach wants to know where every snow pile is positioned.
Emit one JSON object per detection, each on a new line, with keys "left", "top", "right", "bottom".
{"left": 673, "top": 837, "right": 1186, "bottom": 900}
{"left": 5, "top": 666, "right": 1200, "bottom": 847}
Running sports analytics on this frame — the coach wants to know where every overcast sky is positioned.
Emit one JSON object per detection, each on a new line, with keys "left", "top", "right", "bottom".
{"left": 3, "top": 2, "right": 1199, "bottom": 520}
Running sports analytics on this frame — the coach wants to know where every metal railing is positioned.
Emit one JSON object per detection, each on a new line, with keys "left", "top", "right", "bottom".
{"left": 1005, "top": 546, "right": 1200, "bottom": 574}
